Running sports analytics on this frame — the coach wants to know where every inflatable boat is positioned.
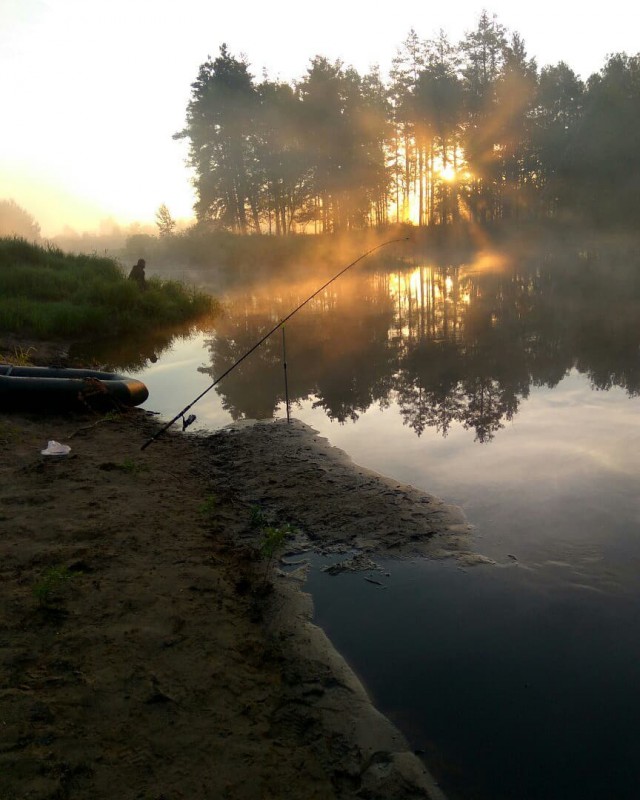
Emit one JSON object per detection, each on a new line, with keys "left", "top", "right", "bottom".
{"left": 0, "top": 365, "right": 149, "bottom": 411}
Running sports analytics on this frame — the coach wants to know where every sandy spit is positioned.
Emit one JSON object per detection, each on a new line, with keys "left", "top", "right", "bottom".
{"left": 1, "top": 409, "right": 454, "bottom": 799}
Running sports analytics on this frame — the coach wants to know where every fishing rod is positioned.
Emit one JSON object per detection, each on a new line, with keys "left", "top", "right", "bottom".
{"left": 141, "top": 236, "right": 409, "bottom": 450}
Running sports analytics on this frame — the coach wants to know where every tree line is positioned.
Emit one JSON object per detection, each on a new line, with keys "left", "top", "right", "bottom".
{"left": 175, "top": 12, "right": 640, "bottom": 235}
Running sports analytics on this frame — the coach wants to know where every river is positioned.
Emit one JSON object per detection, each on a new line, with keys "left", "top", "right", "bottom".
{"left": 93, "top": 239, "right": 640, "bottom": 799}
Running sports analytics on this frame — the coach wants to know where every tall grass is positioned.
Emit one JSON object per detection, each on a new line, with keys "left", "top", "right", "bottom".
{"left": 0, "top": 238, "right": 218, "bottom": 339}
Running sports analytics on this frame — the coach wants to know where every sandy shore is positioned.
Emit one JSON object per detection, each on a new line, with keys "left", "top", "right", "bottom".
{"left": 1, "top": 407, "right": 462, "bottom": 799}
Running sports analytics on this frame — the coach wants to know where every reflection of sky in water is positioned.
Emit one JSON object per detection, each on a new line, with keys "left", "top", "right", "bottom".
{"left": 136, "top": 334, "right": 232, "bottom": 431}
{"left": 287, "top": 372, "right": 640, "bottom": 591}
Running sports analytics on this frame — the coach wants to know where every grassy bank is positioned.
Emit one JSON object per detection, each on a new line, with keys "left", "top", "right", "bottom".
{"left": 0, "top": 238, "right": 218, "bottom": 339}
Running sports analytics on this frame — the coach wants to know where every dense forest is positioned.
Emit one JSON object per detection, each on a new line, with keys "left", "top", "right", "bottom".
{"left": 175, "top": 11, "right": 640, "bottom": 235}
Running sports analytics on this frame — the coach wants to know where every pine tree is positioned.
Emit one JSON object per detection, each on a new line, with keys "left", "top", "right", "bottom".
{"left": 155, "top": 203, "right": 176, "bottom": 237}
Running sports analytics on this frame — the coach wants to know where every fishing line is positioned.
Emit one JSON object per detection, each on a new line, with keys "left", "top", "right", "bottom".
{"left": 141, "top": 236, "right": 409, "bottom": 450}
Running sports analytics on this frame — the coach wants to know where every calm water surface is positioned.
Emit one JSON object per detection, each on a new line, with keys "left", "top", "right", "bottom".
{"left": 118, "top": 243, "right": 640, "bottom": 799}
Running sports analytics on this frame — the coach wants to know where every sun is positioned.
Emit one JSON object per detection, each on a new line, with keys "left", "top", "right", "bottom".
{"left": 438, "top": 164, "right": 457, "bottom": 183}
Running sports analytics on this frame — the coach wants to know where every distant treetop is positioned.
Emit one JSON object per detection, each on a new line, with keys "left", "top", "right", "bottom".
{"left": 0, "top": 199, "right": 41, "bottom": 241}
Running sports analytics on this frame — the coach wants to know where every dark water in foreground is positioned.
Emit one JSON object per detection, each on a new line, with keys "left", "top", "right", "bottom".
{"left": 307, "top": 552, "right": 640, "bottom": 799}
{"left": 95, "top": 241, "right": 640, "bottom": 799}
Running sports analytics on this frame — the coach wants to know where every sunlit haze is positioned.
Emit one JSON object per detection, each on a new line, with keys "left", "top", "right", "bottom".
{"left": 2, "top": 0, "right": 638, "bottom": 236}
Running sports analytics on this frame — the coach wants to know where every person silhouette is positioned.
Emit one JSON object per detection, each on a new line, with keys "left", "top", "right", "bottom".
{"left": 128, "top": 258, "right": 146, "bottom": 289}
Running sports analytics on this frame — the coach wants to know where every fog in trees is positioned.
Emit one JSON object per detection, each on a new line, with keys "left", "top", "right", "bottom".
{"left": 175, "top": 14, "right": 640, "bottom": 236}
{"left": 0, "top": 200, "right": 41, "bottom": 240}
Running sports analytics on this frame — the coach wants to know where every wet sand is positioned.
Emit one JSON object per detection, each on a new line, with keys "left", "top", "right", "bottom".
{"left": 204, "top": 418, "right": 472, "bottom": 563}
{"left": 1, "top": 407, "right": 459, "bottom": 799}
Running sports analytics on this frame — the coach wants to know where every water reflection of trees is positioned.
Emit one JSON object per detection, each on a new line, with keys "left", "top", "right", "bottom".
{"left": 199, "top": 275, "right": 398, "bottom": 422}
{"left": 201, "top": 245, "right": 640, "bottom": 442}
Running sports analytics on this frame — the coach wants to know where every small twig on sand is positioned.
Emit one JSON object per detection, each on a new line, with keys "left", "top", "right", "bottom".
{"left": 68, "top": 412, "right": 122, "bottom": 438}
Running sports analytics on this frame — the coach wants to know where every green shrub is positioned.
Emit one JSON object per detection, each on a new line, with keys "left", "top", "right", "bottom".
{"left": 0, "top": 237, "right": 218, "bottom": 339}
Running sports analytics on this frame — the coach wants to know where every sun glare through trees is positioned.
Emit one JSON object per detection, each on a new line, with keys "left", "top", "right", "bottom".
{"left": 173, "top": 12, "right": 640, "bottom": 236}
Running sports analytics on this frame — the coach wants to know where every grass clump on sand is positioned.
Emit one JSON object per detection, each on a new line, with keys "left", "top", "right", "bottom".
{"left": 32, "top": 564, "right": 76, "bottom": 608}
{"left": 0, "top": 237, "right": 218, "bottom": 339}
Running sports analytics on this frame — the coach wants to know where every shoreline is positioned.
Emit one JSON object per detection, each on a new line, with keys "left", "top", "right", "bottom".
{"left": 1, "top": 408, "right": 454, "bottom": 798}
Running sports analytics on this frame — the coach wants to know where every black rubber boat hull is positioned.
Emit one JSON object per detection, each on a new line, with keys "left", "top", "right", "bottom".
{"left": 0, "top": 365, "right": 149, "bottom": 411}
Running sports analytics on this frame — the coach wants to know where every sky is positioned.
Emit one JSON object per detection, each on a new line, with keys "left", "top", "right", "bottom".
{"left": 2, "top": 0, "right": 639, "bottom": 237}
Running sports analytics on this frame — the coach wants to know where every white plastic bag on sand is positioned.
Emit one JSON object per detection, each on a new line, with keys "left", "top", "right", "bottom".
{"left": 41, "top": 440, "right": 71, "bottom": 456}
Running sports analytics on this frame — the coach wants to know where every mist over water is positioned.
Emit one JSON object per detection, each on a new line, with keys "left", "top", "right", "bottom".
{"left": 182, "top": 238, "right": 640, "bottom": 443}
